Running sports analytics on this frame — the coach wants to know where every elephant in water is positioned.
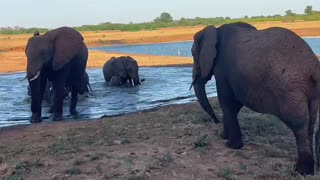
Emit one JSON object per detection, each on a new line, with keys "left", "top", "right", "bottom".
{"left": 191, "top": 22, "right": 320, "bottom": 175}
{"left": 102, "top": 56, "right": 143, "bottom": 86}
{"left": 25, "top": 27, "right": 88, "bottom": 123}
{"left": 27, "top": 71, "right": 92, "bottom": 112}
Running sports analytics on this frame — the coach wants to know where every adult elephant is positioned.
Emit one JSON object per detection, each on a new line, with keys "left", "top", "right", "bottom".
{"left": 191, "top": 22, "right": 320, "bottom": 175}
{"left": 25, "top": 27, "right": 88, "bottom": 123}
{"left": 102, "top": 56, "right": 142, "bottom": 86}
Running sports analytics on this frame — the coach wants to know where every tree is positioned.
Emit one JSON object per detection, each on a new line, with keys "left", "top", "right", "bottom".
{"left": 154, "top": 12, "right": 173, "bottom": 23}
{"left": 285, "top": 10, "right": 296, "bottom": 16}
{"left": 305, "top": 6, "right": 313, "bottom": 15}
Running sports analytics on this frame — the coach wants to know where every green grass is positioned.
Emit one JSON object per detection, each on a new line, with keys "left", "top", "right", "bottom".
{"left": 4, "top": 159, "right": 44, "bottom": 179}
{"left": 217, "top": 168, "right": 233, "bottom": 180}
{"left": 194, "top": 134, "right": 209, "bottom": 148}
{"left": 65, "top": 167, "right": 82, "bottom": 175}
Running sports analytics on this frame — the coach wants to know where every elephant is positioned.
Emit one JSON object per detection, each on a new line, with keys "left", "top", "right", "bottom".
{"left": 109, "top": 75, "right": 122, "bottom": 86}
{"left": 27, "top": 71, "right": 92, "bottom": 112}
{"left": 191, "top": 22, "right": 320, "bottom": 175}
{"left": 25, "top": 26, "right": 88, "bottom": 123}
{"left": 102, "top": 56, "right": 143, "bottom": 86}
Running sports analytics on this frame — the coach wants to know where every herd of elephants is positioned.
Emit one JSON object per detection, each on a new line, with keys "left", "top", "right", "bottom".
{"left": 23, "top": 21, "right": 320, "bottom": 175}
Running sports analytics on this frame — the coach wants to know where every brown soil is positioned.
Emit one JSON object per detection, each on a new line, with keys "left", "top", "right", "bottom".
{"left": 0, "top": 98, "right": 319, "bottom": 179}
{"left": 0, "top": 21, "right": 320, "bottom": 73}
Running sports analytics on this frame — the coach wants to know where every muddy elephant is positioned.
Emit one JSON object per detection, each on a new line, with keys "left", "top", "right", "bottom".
{"left": 191, "top": 22, "right": 320, "bottom": 175}
{"left": 102, "top": 56, "right": 143, "bottom": 86}
{"left": 25, "top": 27, "right": 88, "bottom": 123}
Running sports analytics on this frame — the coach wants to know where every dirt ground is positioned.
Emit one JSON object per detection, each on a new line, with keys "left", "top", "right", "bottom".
{"left": 0, "top": 98, "right": 319, "bottom": 180}
{"left": 0, "top": 21, "right": 320, "bottom": 73}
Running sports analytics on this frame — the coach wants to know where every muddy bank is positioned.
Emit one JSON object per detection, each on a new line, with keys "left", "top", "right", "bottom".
{"left": 0, "top": 97, "right": 319, "bottom": 179}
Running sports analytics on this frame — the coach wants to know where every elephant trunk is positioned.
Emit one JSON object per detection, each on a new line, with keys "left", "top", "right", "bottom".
{"left": 27, "top": 62, "right": 42, "bottom": 81}
{"left": 130, "top": 74, "right": 141, "bottom": 86}
{"left": 194, "top": 77, "right": 220, "bottom": 123}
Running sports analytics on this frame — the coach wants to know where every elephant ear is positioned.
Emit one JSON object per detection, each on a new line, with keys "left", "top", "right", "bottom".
{"left": 192, "top": 25, "right": 218, "bottom": 82}
{"left": 52, "top": 37, "right": 83, "bottom": 71}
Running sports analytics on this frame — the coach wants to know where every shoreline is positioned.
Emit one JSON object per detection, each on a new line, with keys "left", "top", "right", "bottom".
{"left": 0, "top": 21, "right": 320, "bottom": 73}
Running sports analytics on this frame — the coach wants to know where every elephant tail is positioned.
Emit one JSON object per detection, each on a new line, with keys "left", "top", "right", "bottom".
{"left": 313, "top": 67, "right": 320, "bottom": 171}
{"left": 316, "top": 104, "right": 320, "bottom": 171}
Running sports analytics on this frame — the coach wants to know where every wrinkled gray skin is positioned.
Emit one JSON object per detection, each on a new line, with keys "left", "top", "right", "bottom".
{"left": 192, "top": 22, "right": 320, "bottom": 175}
{"left": 25, "top": 27, "right": 88, "bottom": 123}
{"left": 102, "top": 56, "right": 142, "bottom": 86}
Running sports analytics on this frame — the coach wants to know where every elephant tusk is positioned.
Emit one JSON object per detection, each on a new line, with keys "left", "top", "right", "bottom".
{"left": 139, "top": 80, "right": 143, "bottom": 85}
{"left": 29, "top": 71, "right": 40, "bottom": 81}
{"left": 189, "top": 77, "right": 197, "bottom": 91}
{"left": 131, "top": 79, "right": 134, "bottom": 86}
{"left": 20, "top": 75, "right": 28, "bottom": 81}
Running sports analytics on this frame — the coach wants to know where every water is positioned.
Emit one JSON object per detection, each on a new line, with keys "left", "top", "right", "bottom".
{"left": 90, "top": 38, "right": 320, "bottom": 56}
{"left": 0, "top": 67, "right": 217, "bottom": 127}
{"left": 1, "top": 38, "right": 319, "bottom": 127}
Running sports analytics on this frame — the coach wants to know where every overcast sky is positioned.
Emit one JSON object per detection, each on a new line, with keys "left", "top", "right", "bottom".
{"left": 0, "top": 0, "right": 319, "bottom": 28}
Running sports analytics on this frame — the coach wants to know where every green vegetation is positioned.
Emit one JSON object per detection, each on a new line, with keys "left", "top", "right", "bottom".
{"left": 65, "top": 167, "right": 82, "bottom": 175}
{"left": 194, "top": 134, "right": 209, "bottom": 148}
{"left": 1, "top": 6, "right": 320, "bottom": 34}
{"left": 4, "top": 159, "right": 44, "bottom": 179}
{"left": 217, "top": 168, "right": 234, "bottom": 180}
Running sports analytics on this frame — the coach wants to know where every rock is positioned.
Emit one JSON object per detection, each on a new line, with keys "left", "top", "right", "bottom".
{"left": 51, "top": 173, "right": 60, "bottom": 180}
{"left": 113, "top": 140, "right": 121, "bottom": 145}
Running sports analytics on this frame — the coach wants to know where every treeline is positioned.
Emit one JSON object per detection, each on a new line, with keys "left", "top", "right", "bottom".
{"left": 1, "top": 6, "right": 320, "bottom": 34}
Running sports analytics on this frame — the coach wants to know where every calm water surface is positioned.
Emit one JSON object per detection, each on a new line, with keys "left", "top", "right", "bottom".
{"left": 90, "top": 38, "right": 320, "bottom": 56}
{"left": 0, "top": 67, "right": 216, "bottom": 127}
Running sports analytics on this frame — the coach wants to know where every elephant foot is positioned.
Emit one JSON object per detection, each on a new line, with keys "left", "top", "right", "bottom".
{"left": 216, "top": 124, "right": 228, "bottom": 139}
{"left": 52, "top": 113, "right": 63, "bottom": 121}
{"left": 220, "top": 131, "right": 229, "bottom": 140}
{"left": 226, "top": 139, "right": 244, "bottom": 149}
{"left": 70, "top": 109, "right": 78, "bottom": 115}
{"left": 211, "top": 115, "right": 220, "bottom": 124}
{"left": 30, "top": 113, "right": 42, "bottom": 123}
{"left": 295, "top": 155, "right": 314, "bottom": 175}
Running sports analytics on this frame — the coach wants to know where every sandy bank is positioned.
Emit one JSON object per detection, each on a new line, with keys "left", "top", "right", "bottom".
{"left": 0, "top": 21, "right": 319, "bottom": 73}
{"left": 0, "top": 51, "right": 192, "bottom": 73}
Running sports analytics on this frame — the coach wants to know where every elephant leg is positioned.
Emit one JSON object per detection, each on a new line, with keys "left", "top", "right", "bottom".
{"left": 70, "top": 87, "right": 78, "bottom": 115}
{"left": 281, "top": 101, "right": 314, "bottom": 175}
{"left": 52, "top": 79, "right": 65, "bottom": 121}
{"left": 220, "top": 98, "right": 243, "bottom": 149}
{"left": 29, "top": 75, "right": 47, "bottom": 123}
{"left": 48, "top": 88, "right": 55, "bottom": 113}
{"left": 293, "top": 126, "right": 314, "bottom": 175}
{"left": 308, "top": 100, "right": 318, "bottom": 156}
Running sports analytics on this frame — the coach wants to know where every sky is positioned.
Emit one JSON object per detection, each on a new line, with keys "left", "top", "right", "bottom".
{"left": 0, "top": 0, "right": 319, "bottom": 28}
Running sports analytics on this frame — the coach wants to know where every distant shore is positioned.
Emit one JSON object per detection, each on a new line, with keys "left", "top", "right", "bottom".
{"left": 0, "top": 21, "right": 320, "bottom": 73}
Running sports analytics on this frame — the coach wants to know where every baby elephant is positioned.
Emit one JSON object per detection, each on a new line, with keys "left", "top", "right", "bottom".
{"left": 102, "top": 56, "right": 143, "bottom": 86}
{"left": 27, "top": 71, "right": 92, "bottom": 112}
